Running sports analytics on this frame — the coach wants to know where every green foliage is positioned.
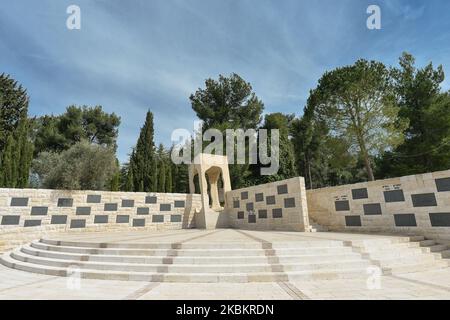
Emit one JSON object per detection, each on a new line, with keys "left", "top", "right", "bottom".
{"left": 109, "top": 158, "right": 121, "bottom": 191}
{"left": 172, "top": 161, "right": 189, "bottom": 193}
{"left": 190, "top": 73, "right": 264, "bottom": 188}
{"left": 127, "top": 111, "right": 157, "bottom": 192}
{"left": 0, "top": 135, "right": 14, "bottom": 186}
{"left": 291, "top": 106, "right": 358, "bottom": 189}
{"left": 32, "top": 140, "right": 117, "bottom": 190}
{"left": 34, "top": 105, "right": 120, "bottom": 154}
{"left": 0, "top": 74, "right": 33, "bottom": 188}
{"left": 376, "top": 53, "right": 450, "bottom": 177}
{"left": 157, "top": 144, "right": 166, "bottom": 192}
{"left": 190, "top": 73, "right": 264, "bottom": 130}
{"left": 307, "top": 59, "right": 408, "bottom": 181}
{"left": 0, "top": 73, "right": 28, "bottom": 151}
{"left": 253, "top": 113, "right": 297, "bottom": 184}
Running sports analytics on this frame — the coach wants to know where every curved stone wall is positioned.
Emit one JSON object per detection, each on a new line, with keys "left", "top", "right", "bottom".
{"left": 307, "top": 170, "right": 450, "bottom": 241}
{"left": 0, "top": 189, "right": 202, "bottom": 251}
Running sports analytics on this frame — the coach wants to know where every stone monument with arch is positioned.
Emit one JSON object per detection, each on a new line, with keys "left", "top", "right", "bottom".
{"left": 188, "top": 153, "right": 231, "bottom": 229}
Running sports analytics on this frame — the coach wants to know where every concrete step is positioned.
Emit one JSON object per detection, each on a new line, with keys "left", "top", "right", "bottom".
{"left": 384, "top": 261, "right": 448, "bottom": 275}
{"left": 374, "top": 254, "right": 438, "bottom": 267}
{"left": 429, "top": 244, "right": 448, "bottom": 252}
{"left": 420, "top": 240, "right": 437, "bottom": 247}
{"left": 2, "top": 234, "right": 447, "bottom": 283}
{"left": 40, "top": 238, "right": 346, "bottom": 249}
{"left": 10, "top": 249, "right": 372, "bottom": 273}
{"left": 0, "top": 253, "right": 371, "bottom": 282}
{"left": 21, "top": 245, "right": 363, "bottom": 265}
{"left": 408, "top": 236, "right": 426, "bottom": 242}
{"left": 352, "top": 242, "right": 422, "bottom": 254}
{"left": 365, "top": 248, "right": 433, "bottom": 260}
{"left": 440, "top": 250, "right": 450, "bottom": 259}
{"left": 31, "top": 241, "right": 355, "bottom": 257}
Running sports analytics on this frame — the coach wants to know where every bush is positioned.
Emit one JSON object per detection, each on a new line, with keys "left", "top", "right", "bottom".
{"left": 32, "top": 140, "right": 118, "bottom": 190}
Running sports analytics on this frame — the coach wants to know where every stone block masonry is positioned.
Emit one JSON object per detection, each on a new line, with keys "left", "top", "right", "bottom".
{"left": 225, "top": 177, "right": 309, "bottom": 231}
{"left": 307, "top": 169, "right": 450, "bottom": 241}
{"left": 0, "top": 189, "right": 202, "bottom": 251}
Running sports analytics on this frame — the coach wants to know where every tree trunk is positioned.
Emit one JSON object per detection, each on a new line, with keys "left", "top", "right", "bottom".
{"left": 308, "top": 158, "right": 313, "bottom": 189}
{"left": 360, "top": 142, "right": 375, "bottom": 181}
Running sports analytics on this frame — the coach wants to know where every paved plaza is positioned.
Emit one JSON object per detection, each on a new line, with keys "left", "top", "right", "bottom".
{"left": 1, "top": 229, "right": 450, "bottom": 300}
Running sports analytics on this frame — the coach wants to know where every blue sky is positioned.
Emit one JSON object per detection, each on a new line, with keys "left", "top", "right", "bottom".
{"left": 1, "top": 0, "right": 449, "bottom": 162}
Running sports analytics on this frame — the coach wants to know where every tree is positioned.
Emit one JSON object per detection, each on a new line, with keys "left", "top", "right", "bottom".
{"left": 190, "top": 73, "right": 264, "bottom": 130}
{"left": 291, "top": 105, "right": 357, "bottom": 189}
{"left": 0, "top": 73, "right": 28, "bottom": 152}
{"left": 156, "top": 144, "right": 166, "bottom": 192}
{"left": 127, "top": 111, "right": 157, "bottom": 192}
{"left": 0, "top": 74, "right": 33, "bottom": 188}
{"left": 32, "top": 140, "right": 117, "bottom": 190}
{"left": 109, "top": 158, "right": 121, "bottom": 191}
{"left": 171, "top": 144, "right": 189, "bottom": 193}
{"left": 190, "top": 74, "right": 264, "bottom": 188}
{"left": 34, "top": 105, "right": 120, "bottom": 154}
{"left": 376, "top": 53, "right": 450, "bottom": 177}
{"left": 0, "top": 135, "right": 14, "bottom": 187}
{"left": 165, "top": 164, "right": 173, "bottom": 193}
{"left": 254, "top": 113, "right": 297, "bottom": 184}
{"left": 308, "top": 59, "right": 408, "bottom": 181}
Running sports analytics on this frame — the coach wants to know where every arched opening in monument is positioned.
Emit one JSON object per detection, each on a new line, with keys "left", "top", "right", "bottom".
{"left": 205, "top": 166, "right": 225, "bottom": 211}
{"left": 192, "top": 173, "right": 201, "bottom": 194}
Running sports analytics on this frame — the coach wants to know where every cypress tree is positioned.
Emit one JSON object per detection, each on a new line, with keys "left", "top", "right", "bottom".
{"left": 173, "top": 163, "right": 189, "bottom": 193}
{"left": 156, "top": 144, "right": 166, "bottom": 192}
{"left": 109, "top": 159, "right": 120, "bottom": 191}
{"left": 165, "top": 163, "right": 173, "bottom": 193}
{"left": 15, "top": 118, "right": 34, "bottom": 188}
{"left": 158, "top": 159, "right": 166, "bottom": 192}
{"left": 152, "top": 159, "right": 158, "bottom": 191}
{"left": 0, "top": 74, "right": 32, "bottom": 188}
{"left": 0, "top": 135, "right": 14, "bottom": 187}
{"left": 128, "top": 111, "right": 156, "bottom": 191}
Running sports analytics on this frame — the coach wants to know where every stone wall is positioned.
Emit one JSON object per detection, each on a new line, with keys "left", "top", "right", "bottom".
{"left": 225, "top": 177, "right": 309, "bottom": 231}
{"left": 307, "top": 170, "right": 450, "bottom": 241}
{"left": 0, "top": 188, "right": 202, "bottom": 236}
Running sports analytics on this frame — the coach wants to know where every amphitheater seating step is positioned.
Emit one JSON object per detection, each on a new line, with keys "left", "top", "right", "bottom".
{"left": 1, "top": 234, "right": 447, "bottom": 283}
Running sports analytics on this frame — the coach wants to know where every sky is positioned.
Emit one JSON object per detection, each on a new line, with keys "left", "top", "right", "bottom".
{"left": 1, "top": 0, "right": 450, "bottom": 162}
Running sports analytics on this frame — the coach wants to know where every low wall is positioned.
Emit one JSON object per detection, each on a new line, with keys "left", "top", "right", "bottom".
{"left": 225, "top": 177, "right": 309, "bottom": 231}
{"left": 307, "top": 170, "right": 450, "bottom": 241}
{"left": 0, "top": 188, "right": 202, "bottom": 250}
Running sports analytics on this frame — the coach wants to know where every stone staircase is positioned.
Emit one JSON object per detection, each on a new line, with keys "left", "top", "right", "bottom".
{"left": 410, "top": 236, "right": 450, "bottom": 259}
{"left": 345, "top": 236, "right": 449, "bottom": 275}
{"left": 1, "top": 235, "right": 448, "bottom": 283}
